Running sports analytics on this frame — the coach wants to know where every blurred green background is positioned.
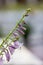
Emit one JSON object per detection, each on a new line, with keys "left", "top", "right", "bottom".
{"left": 0, "top": 0, "right": 43, "bottom": 10}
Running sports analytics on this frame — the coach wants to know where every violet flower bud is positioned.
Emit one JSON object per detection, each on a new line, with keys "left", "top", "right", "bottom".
{"left": 0, "top": 57, "right": 3, "bottom": 65}
{"left": 5, "top": 50, "right": 10, "bottom": 62}
{"left": 20, "top": 26, "right": 26, "bottom": 31}
{"left": 18, "top": 23, "right": 26, "bottom": 30}
{"left": 17, "top": 29, "right": 25, "bottom": 35}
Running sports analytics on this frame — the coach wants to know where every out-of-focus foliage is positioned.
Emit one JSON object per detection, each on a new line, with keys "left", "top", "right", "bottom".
{"left": 0, "top": 0, "right": 43, "bottom": 10}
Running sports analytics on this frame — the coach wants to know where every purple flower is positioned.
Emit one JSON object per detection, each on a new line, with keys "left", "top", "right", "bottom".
{"left": 14, "top": 41, "right": 23, "bottom": 49}
{"left": 9, "top": 45, "right": 15, "bottom": 55}
{"left": 9, "top": 41, "right": 23, "bottom": 55}
{"left": 5, "top": 50, "right": 10, "bottom": 61}
{"left": 0, "top": 57, "right": 3, "bottom": 65}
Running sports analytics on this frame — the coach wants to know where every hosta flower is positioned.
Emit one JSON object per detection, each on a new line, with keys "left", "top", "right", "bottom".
{"left": 14, "top": 41, "right": 23, "bottom": 49}
{"left": 0, "top": 57, "right": 3, "bottom": 65}
{"left": 9, "top": 45, "right": 15, "bottom": 55}
{"left": 9, "top": 41, "right": 23, "bottom": 55}
{"left": 5, "top": 50, "right": 10, "bottom": 61}
{"left": 0, "top": 8, "right": 30, "bottom": 63}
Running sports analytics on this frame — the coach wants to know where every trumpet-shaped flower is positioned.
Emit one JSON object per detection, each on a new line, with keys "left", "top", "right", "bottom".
{"left": 9, "top": 45, "right": 15, "bottom": 55}
{"left": 9, "top": 41, "right": 23, "bottom": 55}
{"left": 14, "top": 41, "right": 23, "bottom": 49}
{"left": 5, "top": 50, "right": 10, "bottom": 61}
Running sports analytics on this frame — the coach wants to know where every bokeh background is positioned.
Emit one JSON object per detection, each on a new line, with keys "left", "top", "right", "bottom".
{"left": 0, "top": 0, "right": 43, "bottom": 65}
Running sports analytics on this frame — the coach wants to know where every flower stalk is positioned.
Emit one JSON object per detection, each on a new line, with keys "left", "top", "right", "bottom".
{"left": 0, "top": 8, "right": 31, "bottom": 63}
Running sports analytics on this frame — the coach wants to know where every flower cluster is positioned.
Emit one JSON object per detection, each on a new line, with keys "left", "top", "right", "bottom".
{"left": 5, "top": 22, "right": 26, "bottom": 61}
{"left": 0, "top": 8, "right": 31, "bottom": 65}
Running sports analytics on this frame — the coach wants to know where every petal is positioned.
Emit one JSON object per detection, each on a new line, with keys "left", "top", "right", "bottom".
{"left": 19, "top": 43, "right": 23, "bottom": 48}
{"left": 14, "top": 41, "right": 20, "bottom": 48}
{"left": 9, "top": 46, "right": 15, "bottom": 55}
{"left": 14, "top": 41, "right": 23, "bottom": 49}
{"left": 5, "top": 50, "right": 10, "bottom": 61}
{"left": 0, "top": 57, "right": 3, "bottom": 65}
